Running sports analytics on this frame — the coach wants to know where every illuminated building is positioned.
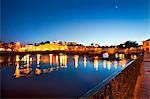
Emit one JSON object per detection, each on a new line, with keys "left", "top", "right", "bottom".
{"left": 143, "top": 39, "right": 150, "bottom": 52}
{"left": 108, "top": 48, "right": 115, "bottom": 54}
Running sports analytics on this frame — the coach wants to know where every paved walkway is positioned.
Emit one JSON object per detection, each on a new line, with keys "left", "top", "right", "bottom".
{"left": 133, "top": 52, "right": 150, "bottom": 98}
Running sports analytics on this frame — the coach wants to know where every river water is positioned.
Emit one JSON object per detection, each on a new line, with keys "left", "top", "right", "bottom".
{"left": 1, "top": 54, "right": 133, "bottom": 98}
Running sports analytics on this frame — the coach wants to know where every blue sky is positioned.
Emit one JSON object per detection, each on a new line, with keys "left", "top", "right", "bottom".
{"left": 1, "top": 0, "right": 150, "bottom": 45}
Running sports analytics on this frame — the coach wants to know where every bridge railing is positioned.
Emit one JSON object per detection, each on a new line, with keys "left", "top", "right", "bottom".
{"left": 79, "top": 55, "right": 143, "bottom": 99}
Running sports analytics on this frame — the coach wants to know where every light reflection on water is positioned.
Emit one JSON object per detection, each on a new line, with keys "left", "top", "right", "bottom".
{"left": 74, "top": 55, "right": 79, "bottom": 68}
{"left": 84, "top": 55, "right": 87, "bottom": 68}
{"left": 1, "top": 53, "right": 136, "bottom": 98}
{"left": 12, "top": 54, "right": 130, "bottom": 78}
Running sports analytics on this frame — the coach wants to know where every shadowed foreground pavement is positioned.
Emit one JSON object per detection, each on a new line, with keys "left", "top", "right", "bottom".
{"left": 133, "top": 52, "right": 150, "bottom": 98}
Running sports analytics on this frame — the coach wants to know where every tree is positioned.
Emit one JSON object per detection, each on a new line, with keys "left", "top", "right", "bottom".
{"left": 117, "top": 44, "right": 124, "bottom": 48}
{"left": 40, "top": 42, "right": 44, "bottom": 45}
{"left": 34, "top": 43, "right": 37, "bottom": 46}
{"left": 124, "top": 41, "right": 138, "bottom": 48}
{"left": 117, "top": 41, "right": 138, "bottom": 48}
{"left": 8, "top": 42, "right": 15, "bottom": 50}
{"left": 90, "top": 43, "right": 94, "bottom": 46}
{"left": 45, "top": 41, "right": 50, "bottom": 44}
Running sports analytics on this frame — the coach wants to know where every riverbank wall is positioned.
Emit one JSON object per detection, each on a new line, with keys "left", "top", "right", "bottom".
{"left": 80, "top": 56, "right": 143, "bottom": 98}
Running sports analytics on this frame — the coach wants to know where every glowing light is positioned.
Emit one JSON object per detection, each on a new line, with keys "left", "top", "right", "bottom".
{"left": 115, "top": 53, "right": 119, "bottom": 58}
{"left": 60, "top": 56, "right": 62, "bottom": 65}
{"left": 22, "top": 43, "right": 68, "bottom": 52}
{"left": 131, "top": 55, "right": 137, "bottom": 60}
{"left": 49, "top": 54, "right": 53, "bottom": 65}
{"left": 119, "top": 54, "right": 125, "bottom": 59}
{"left": 60, "top": 54, "right": 68, "bottom": 68}
{"left": 56, "top": 55, "right": 59, "bottom": 65}
{"left": 84, "top": 55, "right": 87, "bottom": 68}
{"left": 94, "top": 57, "right": 98, "bottom": 71}
{"left": 30, "top": 57, "right": 32, "bottom": 62}
{"left": 131, "top": 55, "right": 133, "bottom": 59}
{"left": 103, "top": 52, "right": 109, "bottom": 58}
{"left": 64, "top": 55, "right": 68, "bottom": 67}
{"left": 16, "top": 55, "right": 20, "bottom": 62}
{"left": 35, "top": 68, "right": 41, "bottom": 75}
{"left": 107, "top": 61, "right": 111, "bottom": 70}
{"left": 21, "top": 55, "right": 30, "bottom": 64}
{"left": 0, "top": 48, "right": 5, "bottom": 51}
{"left": 134, "top": 55, "right": 137, "bottom": 59}
{"left": 74, "top": 55, "right": 79, "bottom": 68}
{"left": 14, "top": 62, "right": 21, "bottom": 78}
{"left": 108, "top": 48, "right": 115, "bottom": 54}
{"left": 37, "top": 54, "right": 41, "bottom": 67}
{"left": 14, "top": 61, "right": 33, "bottom": 78}
{"left": 23, "top": 55, "right": 27, "bottom": 62}
{"left": 114, "top": 61, "right": 118, "bottom": 69}
{"left": 103, "top": 60, "right": 107, "bottom": 69}
{"left": 24, "top": 66, "right": 30, "bottom": 74}
{"left": 16, "top": 42, "right": 20, "bottom": 45}
{"left": 26, "top": 54, "right": 30, "bottom": 67}
{"left": 120, "top": 59, "right": 127, "bottom": 67}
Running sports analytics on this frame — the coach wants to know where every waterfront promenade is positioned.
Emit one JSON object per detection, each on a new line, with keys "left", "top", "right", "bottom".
{"left": 133, "top": 52, "right": 150, "bottom": 98}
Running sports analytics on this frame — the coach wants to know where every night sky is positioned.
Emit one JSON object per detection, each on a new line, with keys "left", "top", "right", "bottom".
{"left": 1, "top": 0, "right": 150, "bottom": 45}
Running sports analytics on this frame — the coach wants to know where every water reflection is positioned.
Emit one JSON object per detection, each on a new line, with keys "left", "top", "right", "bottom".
{"left": 119, "top": 59, "right": 127, "bottom": 68}
{"left": 37, "top": 54, "right": 40, "bottom": 67}
{"left": 12, "top": 54, "right": 133, "bottom": 78}
{"left": 107, "top": 61, "right": 111, "bottom": 70}
{"left": 35, "top": 68, "right": 41, "bottom": 75}
{"left": 60, "top": 54, "right": 67, "bottom": 68}
{"left": 14, "top": 66, "right": 32, "bottom": 78}
{"left": 102, "top": 60, "right": 123, "bottom": 70}
{"left": 49, "top": 54, "right": 53, "bottom": 65}
{"left": 56, "top": 55, "right": 59, "bottom": 65}
{"left": 114, "top": 61, "right": 118, "bottom": 69}
{"left": 74, "top": 55, "right": 79, "bottom": 68}
{"left": 14, "top": 62, "right": 20, "bottom": 78}
{"left": 103, "top": 60, "right": 107, "bottom": 69}
{"left": 94, "top": 56, "right": 98, "bottom": 71}
{"left": 16, "top": 55, "right": 20, "bottom": 62}
{"left": 84, "top": 55, "right": 87, "bottom": 68}
{"left": 0, "top": 56, "right": 14, "bottom": 67}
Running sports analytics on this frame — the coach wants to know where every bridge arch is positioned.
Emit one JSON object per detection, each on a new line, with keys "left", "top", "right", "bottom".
{"left": 114, "top": 51, "right": 125, "bottom": 59}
